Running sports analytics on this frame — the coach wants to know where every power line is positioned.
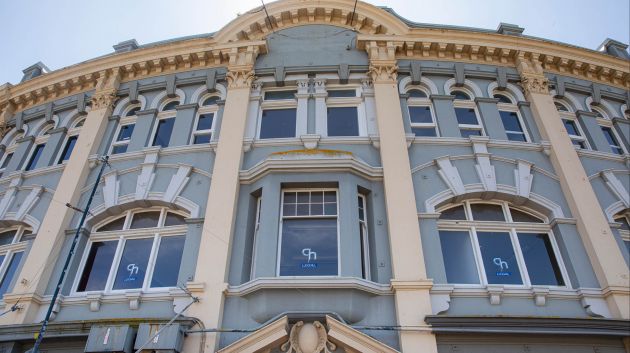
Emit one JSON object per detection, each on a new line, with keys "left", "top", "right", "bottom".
{"left": 260, "top": 0, "right": 275, "bottom": 34}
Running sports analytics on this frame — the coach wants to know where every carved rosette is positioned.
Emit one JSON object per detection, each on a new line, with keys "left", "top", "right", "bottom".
{"left": 367, "top": 64, "right": 398, "bottom": 83}
{"left": 520, "top": 73, "right": 549, "bottom": 95}
{"left": 281, "top": 321, "right": 336, "bottom": 353}
{"left": 226, "top": 70, "right": 256, "bottom": 89}
{"left": 90, "top": 91, "right": 118, "bottom": 110}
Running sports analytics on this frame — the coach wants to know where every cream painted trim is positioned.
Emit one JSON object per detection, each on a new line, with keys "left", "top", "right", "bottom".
{"left": 226, "top": 277, "right": 393, "bottom": 297}
{"left": 190, "top": 83, "right": 227, "bottom": 103}
{"left": 605, "top": 201, "right": 627, "bottom": 222}
{"left": 149, "top": 88, "right": 187, "bottom": 109}
{"left": 585, "top": 96, "right": 618, "bottom": 119}
{"left": 551, "top": 90, "right": 584, "bottom": 111}
{"left": 487, "top": 82, "right": 526, "bottom": 102}
{"left": 398, "top": 76, "right": 439, "bottom": 95}
{"left": 444, "top": 78, "right": 484, "bottom": 98}
{"left": 217, "top": 316, "right": 289, "bottom": 353}
{"left": 113, "top": 95, "right": 147, "bottom": 116}
{"left": 326, "top": 315, "right": 400, "bottom": 353}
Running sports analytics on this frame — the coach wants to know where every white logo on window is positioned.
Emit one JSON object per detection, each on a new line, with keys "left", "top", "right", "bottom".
{"left": 493, "top": 257, "right": 508, "bottom": 271}
{"left": 127, "top": 263, "right": 139, "bottom": 276}
{"left": 302, "top": 248, "right": 317, "bottom": 262}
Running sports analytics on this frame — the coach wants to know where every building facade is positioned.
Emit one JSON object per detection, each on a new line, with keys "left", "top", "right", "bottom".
{"left": 0, "top": 1, "right": 629, "bottom": 352}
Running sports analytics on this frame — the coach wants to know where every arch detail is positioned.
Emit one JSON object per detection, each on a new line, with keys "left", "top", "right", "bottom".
{"left": 444, "top": 78, "right": 483, "bottom": 98}
{"left": 487, "top": 82, "right": 526, "bottom": 102}
{"left": 190, "top": 83, "right": 227, "bottom": 104}
{"left": 150, "top": 89, "right": 187, "bottom": 110}
{"left": 398, "top": 76, "right": 439, "bottom": 95}
{"left": 113, "top": 95, "right": 147, "bottom": 116}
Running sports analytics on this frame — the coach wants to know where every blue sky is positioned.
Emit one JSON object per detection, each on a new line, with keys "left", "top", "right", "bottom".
{"left": 1, "top": 0, "right": 628, "bottom": 85}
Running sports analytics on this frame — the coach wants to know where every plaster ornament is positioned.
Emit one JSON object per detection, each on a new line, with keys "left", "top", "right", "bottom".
{"left": 281, "top": 321, "right": 337, "bottom": 353}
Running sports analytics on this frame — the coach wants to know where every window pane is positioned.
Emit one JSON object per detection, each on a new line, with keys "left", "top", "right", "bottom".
{"left": 408, "top": 89, "right": 427, "bottom": 98}
{"left": 279, "top": 218, "right": 338, "bottom": 276}
{"left": 506, "top": 132, "right": 527, "bottom": 142}
{"left": 20, "top": 232, "right": 36, "bottom": 242}
{"left": 460, "top": 129, "right": 482, "bottom": 138}
{"left": 455, "top": 108, "right": 479, "bottom": 125}
{"left": 499, "top": 111, "right": 524, "bottom": 132}
{"left": 412, "top": 127, "right": 437, "bottom": 137}
{"left": 510, "top": 208, "right": 544, "bottom": 223}
{"left": 152, "top": 117, "right": 175, "bottom": 147}
{"left": 409, "top": 106, "right": 433, "bottom": 124}
{"left": 194, "top": 134, "right": 211, "bottom": 144}
{"left": 58, "top": 135, "right": 78, "bottom": 163}
{"left": 494, "top": 94, "right": 512, "bottom": 104}
{"left": 112, "top": 238, "right": 153, "bottom": 290}
{"left": 0, "top": 230, "right": 17, "bottom": 246}
{"left": 327, "top": 107, "right": 359, "bottom": 137}
{"left": 197, "top": 113, "right": 214, "bottom": 131}
{"left": 117, "top": 124, "right": 135, "bottom": 142}
{"left": 264, "top": 91, "right": 296, "bottom": 100}
{"left": 77, "top": 241, "right": 117, "bottom": 292}
{"left": 97, "top": 216, "right": 126, "bottom": 232}
{"left": 439, "top": 205, "right": 467, "bottom": 220}
{"left": 260, "top": 109, "right": 296, "bottom": 139}
{"left": 162, "top": 101, "right": 179, "bottom": 111}
{"left": 164, "top": 213, "right": 186, "bottom": 226}
{"left": 571, "top": 139, "right": 586, "bottom": 149}
{"left": 0, "top": 252, "right": 23, "bottom": 297}
{"left": 328, "top": 89, "right": 356, "bottom": 98}
{"left": 470, "top": 204, "right": 505, "bottom": 221}
{"left": 615, "top": 216, "right": 630, "bottom": 231}
{"left": 452, "top": 91, "right": 471, "bottom": 100}
{"left": 1, "top": 153, "right": 13, "bottom": 169}
{"left": 130, "top": 211, "right": 161, "bottom": 229}
{"left": 25, "top": 144, "right": 45, "bottom": 171}
{"left": 562, "top": 119, "right": 579, "bottom": 136}
{"left": 439, "top": 231, "right": 479, "bottom": 284}
{"left": 517, "top": 233, "right": 564, "bottom": 286}
{"left": 601, "top": 127, "right": 622, "bottom": 154}
{"left": 112, "top": 145, "right": 128, "bottom": 154}
{"left": 150, "top": 235, "right": 185, "bottom": 288}
{"left": 477, "top": 231, "right": 523, "bottom": 285}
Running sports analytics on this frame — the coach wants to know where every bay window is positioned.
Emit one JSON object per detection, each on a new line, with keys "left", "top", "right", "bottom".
{"left": 437, "top": 201, "right": 567, "bottom": 287}
{"left": 74, "top": 208, "right": 187, "bottom": 293}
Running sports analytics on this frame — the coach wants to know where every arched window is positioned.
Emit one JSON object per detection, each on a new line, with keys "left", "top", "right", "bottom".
{"left": 437, "top": 200, "right": 568, "bottom": 287}
{"left": 554, "top": 99, "right": 589, "bottom": 149}
{"left": 73, "top": 207, "right": 188, "bottom": 293}
{"left": 554, "top": 102, "right": 569, "bottom": 112}
{"left": 24, "top": 122, "right": 55, "bottom": 171}
{"left": 613, "top": 212, "right": 630, "bottom": 254}
{"left": 493, "top": 93, "right": 513, "bottom": 104}
{"left": 192, "top": 94, "right": 220, "bottom": 144}
{"left": 449, "top": 88, "right": 484, "bottom": 138}
{"left": 0, "top": 131, "right": 23, "bottom": 178}
{"left": 405, "top": 86, "right": 438, "bottom": 137}
{"left": 57, "top": 117, "right": 85, "bottom": 164}
{"left": 493, "top": 92, "right": 530, "bottom": 142}
{"left": 0, "top": 225, "right": 33, "bottom": 298}
{"left": 151, "top": 100, "right": 180, "bottom": 148}
{"left": 451, "top": 90, "right": 471, "bottom": 100}
{"left": 590, "top": 103, "right": 626, "bottom": 155}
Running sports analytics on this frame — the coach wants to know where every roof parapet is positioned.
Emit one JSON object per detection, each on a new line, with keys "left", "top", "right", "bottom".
{"left": 21, "top": 62, "right": 50, "bottom": 83}
{"left": 497, "top": 22, "right": 524, "bottom": 36}
{"left": 113, "top": 39, "right": 139, "bottom": 53}
{"left": 597, "top": 38, "right": 629, "bottom": 60}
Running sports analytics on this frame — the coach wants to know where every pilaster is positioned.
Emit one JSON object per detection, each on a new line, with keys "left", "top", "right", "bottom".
{"left": 186, "top": 45, "right": 259, "bottom": 353}
{"left": 0, "top": 68, "right": 121, "bottom": 325}
{"left": 366, "top": 41, "right": 438, "bottom": 353}
{"left": 516, "top": 53, "right": 629, "bottom": 319}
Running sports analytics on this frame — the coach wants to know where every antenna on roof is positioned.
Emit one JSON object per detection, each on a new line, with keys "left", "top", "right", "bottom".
{"left": 261, "top": 0, "right": 275, "bottom": 34}
{"left": 351, "top": 0, "right": 358, "bottom": 27}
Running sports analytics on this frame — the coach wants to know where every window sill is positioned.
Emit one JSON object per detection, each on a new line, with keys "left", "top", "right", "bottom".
{"left": 48, "top": 287, "right": 190, "bottom": 312}
{"left": 577, "top": 148, "right": 628, "bottom": 162}
{"left": 226, "top": 277, "right": 392, "bottom": 297}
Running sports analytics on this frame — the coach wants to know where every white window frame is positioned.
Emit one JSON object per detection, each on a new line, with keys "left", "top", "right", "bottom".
{"left": 190, "top": 93, "right": 220, "bottom": 145}
{"left": 108, "top": 115, "right": 136, "bottom": 155}
{"left": 0, "top": 225, "right": 32, "bottom": 300}
{"left": 257, "top": 88, "right": 298, "bottom": 140}
{"left": 149, "top": 100, "right": 179, "bottom": 148}
{"left": 496, "top": 102, "right": 531, "bottom": 143}
{"left": 591, "top": 105, "right": 627, "bottom": 155}
{"left": 0, "top": 132, "right": 23, "bottom": 177}
{"left": 406, "top": 86, "right": 438, "bottom": 137}
{"left": 276, "top": 188, "right": 341, "bottom": 277}
{"left": 358, "top": 194, "right": 371, "bottom": 280}
{"left": 614, "top": 213, "right": 630, "bottom": 245}
{"left": 451, "top": 89, "right": 485, "bottom": 137}
{"left": 23, "top": 123, "right": 54, "bottom": 172}
{"left": 56, "top": 117, "right": 85, "bottom": 164}
{"left": 554, "top": 99, "right": 590, "bottom": 150}
{"left": 437, "top": 200, "right": 570, "bottom": 289}
{"left": 324, "top": 85, "right": 367, "bottom": 137}
{"left": 249, "top": 196, "right": 262, "bottom": 279}
{"left": 71, "top": 207, "right": 188, "bottom": 295}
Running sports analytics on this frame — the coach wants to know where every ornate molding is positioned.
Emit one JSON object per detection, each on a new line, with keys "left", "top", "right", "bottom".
{"left": 281, "top": 321, "right": 336, "bottom": 353}
{"left": 226, "top": 69, "right": 256, "bottom": 89}
{"left": 367, "top": 64, "right": 398, "bottom": 83}
{"left": 520, "top": 73, "right": 549, "bottom": 95}
{"left": 90, "top": 91, "right": 117, "bottom": 110}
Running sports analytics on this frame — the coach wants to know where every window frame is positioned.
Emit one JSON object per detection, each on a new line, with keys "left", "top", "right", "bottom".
{"left": 108, "top": 115, "right": 136, "bottom": 155}
{"left": 71, "top": 207, "right": 188, "bottom": 295}
{"left": 358, "top": 194, "right": 371, "bottom": 280}
{"left": 451, "top": 90, "right": 485, "bottom": 137}
{"left": 23, "top": 123, "right": 54, "bottom": 172}
{"left": 190, "top": 94, "right": 220, "bottom": 145}
{"left": 496, "top": 102, "right": 531, "bottom": 143}
{"left": 0, "top": 132, "right": 22, "bottom": 177}
{"left": 437, "top": 200, "right": 570, "bottom": 289}
{"left": 0, "top": 225, "right": 32, "bottom": 300}
{"left": 257, "top": 88, "right": 298, "bottom": 140}
{"left": 56, "top": 117, "right": 84, "bottom": 164}
{"left": 614, "top": 213, "right": 630, "bottom": 250}
{"left": 276, "top": 188, "right": 341, "bottom": 277}
{"left": 591, "top": 106, "right": 627, "bottom": 155}
{"left": 406, "top": 87, "right": 439, "bottom": 137}
{"left": 249, "top": 196, "right": 262, "bottom": 279}
{"left": 325, "top": 85, "right": 367, "bottom": 137}
{"left": 149, "top": 101, "right": 180, "bottom": 148}
{"left": 555, "top": 100, "right": 590, "bottom": 150}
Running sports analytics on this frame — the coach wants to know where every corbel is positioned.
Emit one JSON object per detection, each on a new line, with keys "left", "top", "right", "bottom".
{"left": 15, "top": 111, "right": 24, "bottom": 132}
{"left": 410, "top": 62, "right": 422, "bottom": 85}
{"left": 300, "top": 134, "right": 320, "bottom": 150}
{"left": 243, "top": 137, "right": 254, "bottom": 152}
{"left": 471, "top": 136, "right": 496, "bottom": 192}
{"left": 454, "top": 63, "right": 465, "bottom": 86}
{"left": 128, "top": 81, "right": 139, "bottom": 103}
{"left": 274, "top": 66, "right": 286, "bottom": 86}
{"left": 206, "top": 69, "right": 217, "bottom": 92}
{"left": 76, "top": 93, "right": 88, "bottom": 114}
{"left": 591, "top": 84, "right": 602, "bottom": 105}
{"left": 126, "top": 290, "right": 142, "bottom": 310}
{"left": 532, "top": 287, "right": 549, "bottom": 306}
{"left": 165, "top": 75, "right": 177, "bottom": 97}
{"left": 87, "top": 292, "right": 103, "bottom": 312}
{"left": 496, "top": 67, "right": 507, "bottom": 90}
{"left": 487, "top": 286, "right": 504, "bottom": 305}
{"left": 338, "top": 64, "right": 350, "bottom": 84}
{"left": 43, "top": 102, "right": 54, "bottom": 123}
{"left": 369, "top": 135, "right": 380, "bottom": 149}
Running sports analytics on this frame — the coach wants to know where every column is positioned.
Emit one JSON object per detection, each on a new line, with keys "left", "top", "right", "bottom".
{"left": 185, "top": 45, "right": 259, "bottom": 353}
{"left": 0, "top": 69, "right": 121, "bottom": 325}
{"left": 516, "top": 53, "right": 629, "bottom": 319}
{"left": 314, "top": 78, "right": 327, "bottom": 136}
{"left": 366, "top": 41, "right": 438, "bottom": 353}
{"left": 476, "top": 97, "right": 508, "bottom": 140}
{"left": 295, "top": 79, "right": 309, "bottom": 137}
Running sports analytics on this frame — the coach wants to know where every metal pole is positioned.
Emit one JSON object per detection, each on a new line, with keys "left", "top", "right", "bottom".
{"left": 31, "top": 156, "right": 109, "bottom": 352}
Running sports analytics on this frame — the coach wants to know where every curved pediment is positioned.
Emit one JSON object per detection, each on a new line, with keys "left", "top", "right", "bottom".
{"left": 214, "top": 0, "right": 409, "bottom": 43}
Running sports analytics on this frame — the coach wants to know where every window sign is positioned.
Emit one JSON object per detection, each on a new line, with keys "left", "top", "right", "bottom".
{"left": 112, "top": 238, "right": 153, "bottom": 290}
{"left": 477, "top": 231, "right": 523, "bottom": 285}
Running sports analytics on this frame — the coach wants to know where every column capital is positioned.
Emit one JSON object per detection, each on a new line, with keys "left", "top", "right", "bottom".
{"left": 226, "top": 68, "right": 256, "bottom": 89}
{"left": 515, "top": 52, "right": 550, "bottom": 95}
{"left": 367, "top": 63, "right": 399, "bottom": 83}
{"left": 90, "top": 68, "right": 122, "bottom": 110}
